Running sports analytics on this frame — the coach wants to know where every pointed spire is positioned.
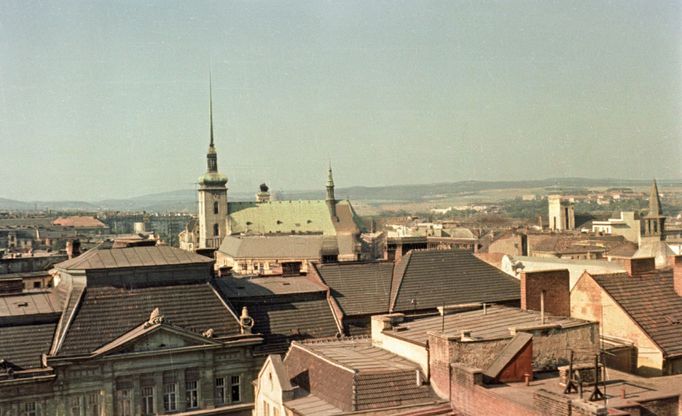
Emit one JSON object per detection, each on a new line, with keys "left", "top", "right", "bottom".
{"left": 209, "top": 70, "right": 215, "bottom": 150}
{"left": 648, "top": 179, "right": 663, "bottom": 217}
{"left": 327, "top": 162, "right": 335, "bottom": 187}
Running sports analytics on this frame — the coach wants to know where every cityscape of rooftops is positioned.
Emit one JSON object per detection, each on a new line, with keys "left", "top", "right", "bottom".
{"left": 0, "top": 2, "right": 680, "bottom": 415}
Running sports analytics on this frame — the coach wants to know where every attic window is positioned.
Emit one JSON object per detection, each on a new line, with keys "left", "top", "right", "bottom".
{"left": 16, "top": 302, "right": 28, "bottom": 307}
{"left": 276, "top": 220, "right": 282, "bottom": 225}
{"left": 246, "top": 221, "right": 252, "bottom": 226}
{"left": 307, "top": 220, "right": 312, "bottom": 224}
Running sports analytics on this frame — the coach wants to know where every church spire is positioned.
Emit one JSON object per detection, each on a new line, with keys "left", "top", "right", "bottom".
{"left": 206, "top": 73, "right": 218, "bottom": 173}
{"left": 326, "top": 163, "right": 337, "bottom": 220}
{"left": 647, "top": 179, "right": 663, "bottom": 217}
{"left": 209, "top": 71, "right": 215, "bottom": 150}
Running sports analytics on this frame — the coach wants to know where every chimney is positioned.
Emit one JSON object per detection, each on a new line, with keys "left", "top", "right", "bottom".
{"left": 671, "top": 255, "right": 682, "bottom": 297}
{"left": 623, "top": 257, "right": 656, "bottom": 277}
{"left": 520, "top": 269, "right": 570, "bottom": 317}
{"left": 65, "top": 239, "right": 81, "bottom": 259}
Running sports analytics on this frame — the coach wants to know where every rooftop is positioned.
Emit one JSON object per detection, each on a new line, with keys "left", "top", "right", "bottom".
{"left": 589, "top": 270, "right": 682, "bottom": 357}
{"left": 216, "top": 276, "right": 327, "bottom": 298}
{"left": 218, "top": 234, "right": 337, "bottom": 259}
{"left": 294, "top": 338, "right": 421, "bottom": 372}
{"left": 314, "top": 262, "right": 393, "bottom": 316}
{"left": 390, "top": 249, "right": 520, "bottom": 313}
{"left": 55, "top": 246, "right": 213, "bottom": 270}
{"left": 384, "top": 305, "right": 590, "bottom": 346}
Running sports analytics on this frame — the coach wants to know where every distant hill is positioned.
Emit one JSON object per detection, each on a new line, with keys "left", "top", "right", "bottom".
{"left": 1, "top": 178, "right": 679, "bottom": 212}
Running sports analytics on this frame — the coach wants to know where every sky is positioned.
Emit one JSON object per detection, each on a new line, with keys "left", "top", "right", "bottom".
{"left": 0, "top": 0, "right": 680, "bottom": 201}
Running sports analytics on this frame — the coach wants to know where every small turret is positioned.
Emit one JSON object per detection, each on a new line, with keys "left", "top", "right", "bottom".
{"left": 326, "top": 164, "right": 337, "bottom": 220}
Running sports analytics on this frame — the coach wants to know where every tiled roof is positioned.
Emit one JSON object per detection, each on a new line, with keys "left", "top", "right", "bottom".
{"left": 0, "top": 322, "right": 56, "bottom": 369}
{"left": 390, "top": 250, "right": 520, "bottom": 313}
{"left": 228, "top": 292, "right": 340, "bottom": 354}
{"left": 314, "top": 262, "right": 393, "bottom": 316}
{"left": 53, "top": 216, "right": 106, "bottom": 228}
{"left": 55, "top": 283, "right": 240, "bottom": 356}
{"left": 218, "top": 235, "right": 336, "bottom": 259}
{"left": 386, "top": 305, "right": 589, "bottom": 346}
{"left": 293, "top": 339, "right": 438, "bottom": 411}
{"left": 591, "top": 271, "right": 682, "bottom": 357}
{"left": 55, "top": 246, "right": 213, "bottom": 270}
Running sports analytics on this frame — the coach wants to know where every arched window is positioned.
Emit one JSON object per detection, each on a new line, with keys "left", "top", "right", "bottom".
{"left": 213, "top": 201, "right": 219, "bottom": 215}
{"left": 213, "top": 223, "right": 220, "bottom": 236}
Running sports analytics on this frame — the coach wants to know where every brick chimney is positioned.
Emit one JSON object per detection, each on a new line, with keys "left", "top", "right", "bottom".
{"left": 622, "top": 257, "right": 656, "bottom": 277}
{"left": 671, "top": 255, "right": 682, "bottom": 297}
{"left": 520, "top": 269, "right": 570, "bottom": 317}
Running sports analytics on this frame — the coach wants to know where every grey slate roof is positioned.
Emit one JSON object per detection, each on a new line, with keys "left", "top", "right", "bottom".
{"left": 591, "top": 271, "right": 682, "bottom": 358}
{"left": 55, "top": 283, "right": 241, "bottom": 357}
{"left": 224, "top": 290, "right": 340, "bottom": 354}
{"left": 390, "top": 249, "right": 521, "bottom": 313}
{"left": 0, "top": 322, "right": 56, "bottom": 369}
{"left": 55, "top": 246, "right": 213, "bottom": 270}
{"left": 314, "top": 262, "right": 393, "bottom": 316}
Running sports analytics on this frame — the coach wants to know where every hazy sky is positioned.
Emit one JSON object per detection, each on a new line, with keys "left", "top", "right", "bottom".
{"left": 0, "top": 1, "right": 680, "bottom": 201}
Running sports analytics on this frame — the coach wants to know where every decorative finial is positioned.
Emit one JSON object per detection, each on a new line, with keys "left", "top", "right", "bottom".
{"left": 145, "top": 307, "right": 165, "bottom": 327}
{"left": 239, "top": 306, "right": 255, "bottom": 334}
{"left": 202, "top": 328, "right": 214, "bottom": 338}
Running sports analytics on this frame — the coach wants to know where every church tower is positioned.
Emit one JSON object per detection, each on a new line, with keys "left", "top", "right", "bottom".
{"left": 640, "top": 179, "right": 665, "bottom": 244}
{"left": 326, "top": 164, "right": 337, "bottom": 221}
{"left": 197, "top": 78, "right": 228, "bottom": 249}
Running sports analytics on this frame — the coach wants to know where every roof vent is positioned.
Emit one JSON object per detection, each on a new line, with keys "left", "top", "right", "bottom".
{"left": 461, "top": 330, "right": 473, "bottom": 341}
{"left": 16, "top": 302, "right": 28, "bottom": 307}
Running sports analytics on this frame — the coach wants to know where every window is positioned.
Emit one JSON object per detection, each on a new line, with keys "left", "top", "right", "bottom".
{"left": 141, "top": 387, "right": 154, "bottom": 415}
{"left": 215, "top": 377, "right": 226, "bottom": 405}
{"left": 70, "top": 396, "right": 81, "bottom": 416}
{"left": 116, "top": 390, "right": 131, "bottom": 416}
{"left": 273, "top": 407, "right": 280, "bottom": 416}
{"left": 186, "top": 381, "right": 198, "bottom": 409}
{"left": 213, "top": 201, "right": 219, "bottom": 215}
{"left": 33, "top": 281, "right": 41, "bottom": 289}
{"left": 163, "top": 383, "right": 177, "bottom": 412}
{"left": 24, "top": 402, "right": 37, "bottom": 416}
{"left": 213, "top": 223, "right": 219, "bottom": 236}
{"left": 86, "top": 393, "right": 100, "bottom": 416}
{"left": 231, "top": 375, "right": 241, "bottom": 403}
{"left": 263, "top": 401, "right": 269, "bottom": 416}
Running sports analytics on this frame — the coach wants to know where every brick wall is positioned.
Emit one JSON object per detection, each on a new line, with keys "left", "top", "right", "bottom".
{"left": 449, "top": 364, "right": 537, "bottom": 416}
{"left": 521, "top": 269, "right": 570, "bottom": 316}
{"left": 622, "top": 257, "right": 655, "bottom": 277}
{"left": 283, "top": 344, "right": 355, "bottom": 411}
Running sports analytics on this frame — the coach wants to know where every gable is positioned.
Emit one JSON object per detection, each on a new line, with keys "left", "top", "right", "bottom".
{"left": 93, "top": 324, "right": 218, "bottom": 357}
{"left": 124, "top": 328, "right": 210, "bottom": 354}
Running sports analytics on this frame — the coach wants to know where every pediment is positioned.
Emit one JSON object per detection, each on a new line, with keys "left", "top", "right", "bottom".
{"left": 92, "top": 324, "right": 219, "bottom": 357}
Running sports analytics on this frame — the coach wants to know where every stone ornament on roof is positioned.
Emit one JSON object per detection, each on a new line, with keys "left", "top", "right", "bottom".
{"left": 145, "top": 307, "right": 165, "bottom": 328}
{"left": 202, "top": 328, "right": 214, "bottom": 338}
{"left": 239, "top": 306, "right": 254, "bottom": 334}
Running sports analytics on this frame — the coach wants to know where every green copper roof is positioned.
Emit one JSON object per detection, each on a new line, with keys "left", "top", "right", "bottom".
{"left": 228, "top": 200, "right": 338, "bottom": 235}
{"left": 198, "top": 171, "right": 228, "bottom": 186}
